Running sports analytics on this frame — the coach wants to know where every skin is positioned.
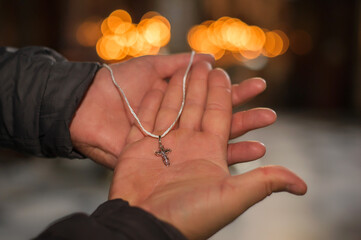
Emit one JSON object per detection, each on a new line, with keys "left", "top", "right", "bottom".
{"left": 108, "top": 61, "right": 307, "bottom": 240}
{"left": 69, "top": 53, "right": 277, "bottom": 168}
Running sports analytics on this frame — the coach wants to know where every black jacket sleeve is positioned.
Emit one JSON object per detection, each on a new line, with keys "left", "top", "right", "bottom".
{"left": 0, "top": 46, "right": 100, "bottom": 158}
{"left": 35, "top": 199, "right": 187, "bottom": 240}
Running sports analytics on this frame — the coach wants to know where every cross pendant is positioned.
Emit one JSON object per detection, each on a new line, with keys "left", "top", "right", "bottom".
{"left": 155, "top": 136, "right": 171, "bottom": 166}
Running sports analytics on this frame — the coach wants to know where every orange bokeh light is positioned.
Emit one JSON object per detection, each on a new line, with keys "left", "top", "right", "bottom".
{"left": 187, "top": 25, "right": 207, "bottom": 52}
{"left": 101, "top": 18, "right": 111, "bottom": 35}
{"left": 224, "top": 19, "right": 248, "bottom": 51}
{"left": 274, "top": 30, "right": 289, "bottom": 55}
{"left": 95, "top": 12, "right": 290, "bottom": 62}
{"left": 139, "top": 18, "right": 171, "bottom": 47}
{"left": 141, "top": 11, "right": 161, "bottom": 20}
{"left": 187, "top": 16, "right": 289, "bottom": 62}
{"left": 240, "top": 49, "right": 262, "bottom": 59}
{"left": 110, "top": 9, "right": 132, "bottom": 23}
{"left": 187, "top": 24, "right": 223, "bottom": 60}
{"left": 263, "top": 31, "right": 283, "bottom": 57}
{"left": 96, "top": 10, "right": 171, "bottom": 61}
{"left": 96, "top": 35, "right": 127, "bottom": 60}
{"left": 244, "top": 26, "right": 266, "bottom": 52}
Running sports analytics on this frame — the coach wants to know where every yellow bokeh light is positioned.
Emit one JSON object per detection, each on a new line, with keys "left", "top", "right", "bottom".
{"left": 141, "top": 11, "right": 161, "bottom": 20}
{"left": 97, "top": 12, "right": 290, "bottom": 62}
{"left": 107, "top": 16, "right": 122, "bottom": 33}
{"left": 152, "top": 15, "right": 171, "bottom": 31}
{"left": 96, "top": 36, "right": 106, "bottom": 60}
{"left": 128, "top": 34, "right": 148, "bottom": 57}
{"left": 101, "top": 18, "right": 111, "bottom": 35}
{"left": 243, "top": 26, "right": 266, "bottom": 52}
{"left": 224, "top": 19, "right": 248, "bottom": 51}
{"left": 209, "top": 19, "right": 228, "bottom": 49}
{"left": 187, "top": 16, "right": 290, "bottom": 62}
{"left": 96, "top": 10, "right": 171, "bottom": 61}
{"left": 211, "top": 49, "right": 225, "bottom": 60}
{"left": 122, "top": 24, "right": 138, "bottom": 47}
{"left": 240, "top": 49, "right": 262, "bottom": 59}
{"left": 113, "top": 21, "right": 133, "bottom": 35}
{"left": 187, "top": 24, "right": 223, "bottom": 60}
{"left": 109, "top": 9, "right": 132, "bottom": 23}
{"left": 187, "top": 25, "right": 207, "bottom": 52}
{"left": 99, "top": 35, "right": 128, "bottom": 60}
{"left": 263, "top": 31, "right": 283, "bottom": 57}
{"left": 274, "top": 30, "right": 289, "bottom": 55}
{"left": 140, "top": 18, "right": 170, "bottom": 47}
{"left": 107, "top": 10, "right": 132, "bottom": 35}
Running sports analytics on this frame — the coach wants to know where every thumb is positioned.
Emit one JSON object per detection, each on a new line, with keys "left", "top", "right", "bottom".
{"left": 178, "top": 165, "right": 307, "bottom": 240}
{"left": 228, "top": 165, "right": 307, "bottom": 214}
{"left": 149, "top": 52, "right": 215, "bottom": 79}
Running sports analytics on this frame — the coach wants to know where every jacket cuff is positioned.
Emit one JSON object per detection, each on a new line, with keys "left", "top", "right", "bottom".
{"left": 91, "top": 199, "right": 187, "bottom": 240}
{"left": 39, "top": 60, "right": 101, "bottom": 158}
{"left": 35, "top": 199, "right": 187, "bottom": 240}
{"left": 0, "top": 46, "right": 100, "bottom": 158}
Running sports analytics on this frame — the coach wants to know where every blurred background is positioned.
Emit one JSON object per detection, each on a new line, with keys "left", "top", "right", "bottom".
{"left": 0, "top": 0, "right": 360, "bottom": 239}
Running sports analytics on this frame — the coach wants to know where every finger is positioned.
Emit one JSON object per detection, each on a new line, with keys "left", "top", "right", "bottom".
{"left": 126, "top": 89, "right": 164, "bottom": 143}
{"left": 227, "top": 141, "right": 266, "bottom": 165}
{"left": 223, "top": 165, "right": 307, "bottom": 216}
{"left": 73, "top": 143, "right": 117, "bottom": 169}
{"left": 179, "top": 61, "right": 212, "bottom": 130}
{"left": 197, "top": 166, "right": 307, "bottom": 239}
{"left": 202, "top": 68, "right": 232, "bottom": 141}
{"left": 148, "top": 53, "right": 215, "bottom": 79}
{"left": 230, "top": 108, "right": 277, "bottom": 139}
{"left": 232, "top": 78, "right": 266, "bottom": 106}
{"left": 154, "top": 67, "right": 186, "bottom": 133}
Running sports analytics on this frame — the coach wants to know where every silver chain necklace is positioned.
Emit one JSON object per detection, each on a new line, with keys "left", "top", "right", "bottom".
{"left": 102, "top": 51, "right": 195, "bottom": 166}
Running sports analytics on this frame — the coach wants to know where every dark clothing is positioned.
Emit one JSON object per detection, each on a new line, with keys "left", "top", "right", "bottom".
{"left": 0, "top": 46, "right": 186, "bottom": 240}
{"left": 36, "top": 199, "right": 186, "bottom": 240}
{"left": 0, "top": 46, "right": 98, "bottom": 158}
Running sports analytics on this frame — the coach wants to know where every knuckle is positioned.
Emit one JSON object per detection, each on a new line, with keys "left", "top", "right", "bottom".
{"left": 257, "top": 166, "right": 274, "bottom": 196}
{"left": 206, "top": 101, "right": 227, "bottom": 111}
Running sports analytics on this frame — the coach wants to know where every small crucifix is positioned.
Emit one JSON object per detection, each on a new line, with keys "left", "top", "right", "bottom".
{"left": 155, "top": 136, "right": 171, "bottom": 166}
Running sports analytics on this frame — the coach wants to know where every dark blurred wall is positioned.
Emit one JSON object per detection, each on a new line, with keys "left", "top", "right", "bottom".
{"left": 0, "top": 0, "right": 65, "bottom": 49}
{"left": 200, "top": 0, "right": 360, "bottom": 115}
{"left": 0, "top": 0, "right": 360, "bottom": 115}
{"left": 286, "top": 0, "right": 359, "bottom": 114}
{"left": 0, "top": 0, "right": 154, "bottom": 60}
{"left": 355, "top": 0, "right": 361, "bottom": 114}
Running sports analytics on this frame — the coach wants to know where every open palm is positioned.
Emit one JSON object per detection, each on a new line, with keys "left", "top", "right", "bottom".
{"left": 70, "top": 53, "right": 214, "bottom": 168}
{"left": 109, "top": 62, "right": 307, "bottom": 240}
{"left": 70, "top": 53, "right": 275, "bottom": 169}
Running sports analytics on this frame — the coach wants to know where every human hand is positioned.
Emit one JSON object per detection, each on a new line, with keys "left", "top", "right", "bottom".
{"left": 109, "top": 62, "right": 307, "bottom": 240}
{"left": 69, "top": 53, "right": 213, "bottom": 168}
{"left": 69, "top": 52, "right": 275, "bottom": 169}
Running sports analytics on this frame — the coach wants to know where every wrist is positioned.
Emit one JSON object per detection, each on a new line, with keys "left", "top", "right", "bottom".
{"left": 69, "top": 66, "right": 121, "bottom": 168}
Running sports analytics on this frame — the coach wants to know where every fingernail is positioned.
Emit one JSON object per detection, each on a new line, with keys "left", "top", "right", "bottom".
{"left": 286, "top": 184, "right": 307, "bottom": 195}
